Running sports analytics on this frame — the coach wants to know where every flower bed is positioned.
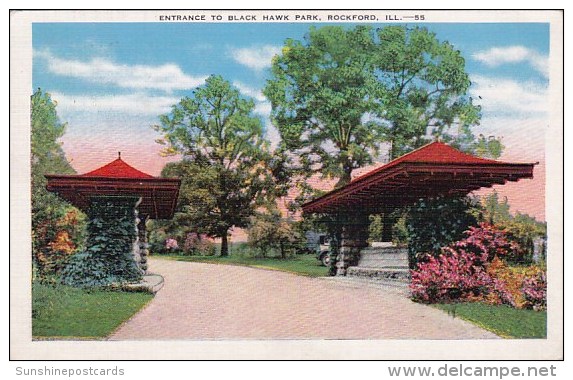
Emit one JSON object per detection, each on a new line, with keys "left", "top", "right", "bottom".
{"left": 410, "top": 223, "right": 546, "bottom": 311}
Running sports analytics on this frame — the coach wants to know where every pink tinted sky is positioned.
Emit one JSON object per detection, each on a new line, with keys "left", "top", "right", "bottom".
{"left": 61, "top": 114, "right": 547, "bottom": 221}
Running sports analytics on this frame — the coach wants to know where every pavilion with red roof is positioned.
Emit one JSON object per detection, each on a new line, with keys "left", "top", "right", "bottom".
{"left": 46, "top": 153, "right": 180, "bottom": 220}
{"left": 46, "top": 154, "right": 180, "bottom": 277}
{"left": 302, "top": 142, "right": 537, "bottom": 276}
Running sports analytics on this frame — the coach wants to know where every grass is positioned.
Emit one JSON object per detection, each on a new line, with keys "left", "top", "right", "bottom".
{"left": 434, "top": 302, "right": 547, "bottom": 339}
{"left": 156, "top": 253, "right": 329, "bottom": 277}
{"left": 32, "top": 282, "right": 153, "bottom": 339}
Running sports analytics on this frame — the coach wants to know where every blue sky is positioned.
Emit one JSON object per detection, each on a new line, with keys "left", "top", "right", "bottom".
{"left": 32, "top": 21, "right": 550, "bottom": 218}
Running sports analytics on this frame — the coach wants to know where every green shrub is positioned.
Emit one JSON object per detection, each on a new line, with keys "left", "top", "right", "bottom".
{"left": 480, "top": 192, "right": 546, "bottom": 264}
{"left": 406, "top": 196, "right": 480, "bottom": 268}
{"left": 392, "top": 212, "right": 409, "bottom": 247}
{"left": 34, "top": 208, "right": 87, "bottom": 282}
{"left": 368, "top": 214, "right": 384, "bottom": 242}
{"left": 247, "top": 213, "right": 300, "bottom": 258}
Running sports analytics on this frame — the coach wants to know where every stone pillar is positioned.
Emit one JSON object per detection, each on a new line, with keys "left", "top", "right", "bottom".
{"left": 137, "top": 215, "right": 150, "bottom": 274}
{"left": 336, "top": 213, "right": 370, "bottom": 276}
{"left": 133, "top": 208, "right": 142, "bottom": 272}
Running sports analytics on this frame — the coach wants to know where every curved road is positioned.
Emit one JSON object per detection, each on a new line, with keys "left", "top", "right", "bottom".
{"left": 110, "top": 258, "right": 498, "bottom": 340}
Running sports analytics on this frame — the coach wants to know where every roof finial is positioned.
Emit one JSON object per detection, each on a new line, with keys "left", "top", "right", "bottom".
{"left": 118, "top": 151, "right": 121, "bottom": 159}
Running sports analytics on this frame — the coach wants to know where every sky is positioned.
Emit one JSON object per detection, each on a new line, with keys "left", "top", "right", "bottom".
{"left": 32, "top": 22, "right": 550, "bottom": 220}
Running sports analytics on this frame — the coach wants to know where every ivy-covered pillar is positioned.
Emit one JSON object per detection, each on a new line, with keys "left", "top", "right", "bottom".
{"left": 137, "top": 215, "right": 150, "bottom": 274}
{"left": 61, "top": 196, "right": 143, "bottom": 287}
{"left": 335, "top": 212, "right": 370, "bottom": 276}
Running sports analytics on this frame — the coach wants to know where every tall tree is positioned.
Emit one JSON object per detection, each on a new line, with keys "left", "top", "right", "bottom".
{"left": 154, "top": 75, "right": 287, "bottom": 256}
{"left": 372, "top": 26, "right": 481, "bottom": 160}
{"left": 264, "top": 25, "right": 487, "bottom": 187}
{"left": 31, "top": 88, "right": 85, "bottom": 275}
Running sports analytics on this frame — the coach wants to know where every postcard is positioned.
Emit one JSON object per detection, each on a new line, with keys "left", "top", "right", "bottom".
{"left": 10, "top": 9, "right": 563, "bottom": 360}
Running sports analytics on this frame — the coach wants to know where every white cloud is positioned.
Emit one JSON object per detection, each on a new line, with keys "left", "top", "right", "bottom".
{"left": 232, "top": 81, "right": 271, "bottom": 117}
{"left": 230, "top": 45, "right": 281, "bottom": 70}
{"left": 34, "top": 49, "right": 206, "bottom": 92}
{"left": 472, "top": 46, "right": 548, "bottom": 78}
{"left": 233, "top": 81, "right": 267, "bottom": 102}
{"left": 50, "top": 91, "right": 179, "bottom": 116}
{"left": 254, "top": 101, "right": 272, "bottom": 117}
{"left": 470, "top": 75, "right": 548, "bottom": 117}
{"left": 265, "top": 122, "right": 281, "bottom": 150}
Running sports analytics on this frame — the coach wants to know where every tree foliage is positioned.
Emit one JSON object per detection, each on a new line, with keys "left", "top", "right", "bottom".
{"left": 154, "top": 75, "right": 289, "bottom": 256}
{"left": 480, "top": 191, "right": 546, "bottom": 263}
{"left": 405, "top": 196, "right": 480, "bottom": 268}
{"left": 31, "top": 88, "right": 86, "bottom": 279}
{"left": 264, "top": 25, "right": 489, "bottom": 186}
{"left": 247, "top": 213, "right": 299, "bottom": 259}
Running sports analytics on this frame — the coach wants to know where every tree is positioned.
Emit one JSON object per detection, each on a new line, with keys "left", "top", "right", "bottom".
{"left": 372, "top": 26, "right": 481, "bottom": 160}
{"left": 154, "top": 75, "right": 288, "bottom": 256}
{"left": 247, "top": 212, "right": 299, "bottom": 259}
{"left": 480, "top": 191, "right": 546, "bottom": 263}
{"left": 264, "top": 25, "right": 487, "bottom": 187}
{"left": 30, "top": 89, "right": 86, "bottom": 278}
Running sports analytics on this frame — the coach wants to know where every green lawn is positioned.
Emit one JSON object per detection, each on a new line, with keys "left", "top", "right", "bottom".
{"left": 434, "top": 302, "right": 547, "bottom": 339}
{"left": 32, "top": 282, "right": 153, "bottom": 339}
{"left": 156, "top": 253, "right": 329, "bottom": 277}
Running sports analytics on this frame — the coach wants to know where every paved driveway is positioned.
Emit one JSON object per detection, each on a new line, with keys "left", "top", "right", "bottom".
{"left": 110, "top": 258, "right": 498, "bottom": 340}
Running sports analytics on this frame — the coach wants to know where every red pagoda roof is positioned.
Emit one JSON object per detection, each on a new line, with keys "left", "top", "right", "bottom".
{"left": 302, "top": 142, "right": 537, "bottom": 214}
{"left": 82, "top": 157, "right": 154, "bottom": 179}
{"left": 46, "top": 155, "right": 180, "bottom": 219}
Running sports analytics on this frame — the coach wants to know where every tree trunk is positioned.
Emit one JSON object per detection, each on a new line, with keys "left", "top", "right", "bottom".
{"left": 220, "top": 230, "right": 229, "bottom": 256}
{"left": 336, "top": 156, "right": 353, "bottom": 188}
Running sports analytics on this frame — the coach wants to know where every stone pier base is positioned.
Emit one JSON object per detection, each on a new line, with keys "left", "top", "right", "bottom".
{"left": 335, "top": 213, "right": 370, "bottom": 276}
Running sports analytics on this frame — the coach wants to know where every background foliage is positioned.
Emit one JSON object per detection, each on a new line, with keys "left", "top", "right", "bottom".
{"left": 154, "top": 75, "right": 289, "bottom": 256}
{"left": 264, "top": 25, "right": 500, "bottom": 188}
{"left": 31, "top": 88, "right": 87, "bottom": 281}
{"left": 405, "top": 196, "right": 480, "bottom": 268}
{"left": 481, "top": 191, "right": 546, "bottom": 263}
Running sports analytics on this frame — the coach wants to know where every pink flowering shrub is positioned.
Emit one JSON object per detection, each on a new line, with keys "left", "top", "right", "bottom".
{"left": 410, "top": 223, "right": 521, "bottom": 305}
{"left": 522, "top": 272, "right": 547, "bottom": 311}
{"left": 450, "top": 223, "right": 519, "bottom": 264}
{"left": 165, "top": 238, "right": 179, "bottom": 251}
{"left": 410, "top": 250, "right": 492, "bottom": 303}
{"left": 183, "top": 232, "right": 215, "bottom": 256}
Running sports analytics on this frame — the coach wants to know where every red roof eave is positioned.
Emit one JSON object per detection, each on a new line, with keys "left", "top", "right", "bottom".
{"left": 301, "top": 142, "right": 537, "bottom": 214}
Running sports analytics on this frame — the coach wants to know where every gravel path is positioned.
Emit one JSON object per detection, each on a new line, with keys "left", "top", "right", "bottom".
{"left": 109, "top": 258, "right": 498, "bottom": 340}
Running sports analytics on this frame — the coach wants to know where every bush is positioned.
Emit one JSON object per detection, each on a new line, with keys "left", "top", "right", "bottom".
{"left": 406, "top": 196, "right": 479, "bottom": 268}
{"left": 392, "top": 213, "right": 409, "bottom": 247}
{"left": 34, "top": 208, "right": 87, "bottom": 282}
{"left": 36, "top": 230, "right": 75, "bottom": 281}
{"left": 183, "top": 233, "right": 216, "bottom": 256}
{"left": 451, "top": 223, "right": 519, "bottom": 264}
{"left": 410, "top": 223, "right": 546, "bottom": 310}
{"left": 410, "top": 250, "right": 496, "bottom": 304}
{"left": 481, "top": 192, "right": 546, "bottom": 264}
{"left": 248, "top": 214, "right": 299, "bottom": 258}
{"left": 522, "top": 272, "right": 547, "bottom": 311}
